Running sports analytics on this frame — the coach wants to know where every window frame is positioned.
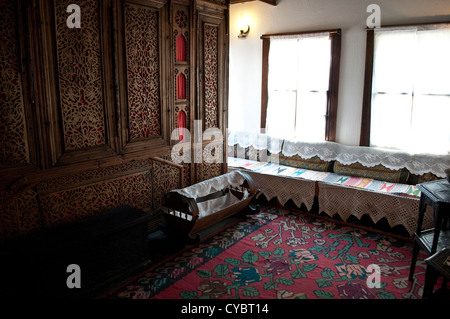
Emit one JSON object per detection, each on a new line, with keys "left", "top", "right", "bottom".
{"left": 360, "top": 21, "right": 450, "bottom": 147}
{"left": 260, "top": 29, "right": 341, "bottom": 142}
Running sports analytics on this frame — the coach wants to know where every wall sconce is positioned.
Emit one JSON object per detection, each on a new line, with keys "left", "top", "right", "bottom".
{"left": 238, "top": 24, "right": 250, "bottom": 38}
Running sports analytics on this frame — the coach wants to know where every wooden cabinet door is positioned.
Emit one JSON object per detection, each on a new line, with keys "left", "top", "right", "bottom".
{"left": 194, "top": 0, "right": 229, "bottom": 182}
{"left": 115, "top": 0, "right": 170, "bottom": 154}
{"left": 0, "top": 0, "right": 37, "bottom": 173}
{"left": 35, "top": 0, "right": 118, "bottom": 166}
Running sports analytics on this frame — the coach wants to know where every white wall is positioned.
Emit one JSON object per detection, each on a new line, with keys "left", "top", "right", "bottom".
{"left": 228, "top": 0, "right": 450, "bottom": 146}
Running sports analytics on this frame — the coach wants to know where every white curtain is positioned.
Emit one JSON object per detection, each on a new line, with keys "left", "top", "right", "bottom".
{"left": 371, "top": 25, "right": 450, "bottom": 155}
{"left": 266, "top": 33, "right": 331, "bottom": 142}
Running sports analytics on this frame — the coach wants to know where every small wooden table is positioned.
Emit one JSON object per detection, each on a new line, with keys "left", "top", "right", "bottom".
{"left": 408, "top": 179, "right": 450, "bottom": 281}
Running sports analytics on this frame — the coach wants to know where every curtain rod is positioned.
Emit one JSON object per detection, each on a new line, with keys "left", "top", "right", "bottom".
{"left": 261, "top": 29, "right": 341, "bottom": 39}
{"left": 366, "top": 20, "right": 450, "bottom": 31}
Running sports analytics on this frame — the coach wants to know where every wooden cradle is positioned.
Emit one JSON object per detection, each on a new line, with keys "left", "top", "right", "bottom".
{"left": 161, "top": 170, "right": 258, "bottom": 241}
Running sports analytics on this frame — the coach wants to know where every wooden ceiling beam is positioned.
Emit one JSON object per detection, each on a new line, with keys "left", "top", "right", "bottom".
{"left": 230, "top": 0, "right": 277, "bottom": 6}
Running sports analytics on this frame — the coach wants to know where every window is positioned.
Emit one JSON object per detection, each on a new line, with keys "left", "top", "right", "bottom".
{"left": 261, "top": 30, "right": 341, "bottom": 142}
{"left": 361, "top": 23, "right": 450, "bottom": 155}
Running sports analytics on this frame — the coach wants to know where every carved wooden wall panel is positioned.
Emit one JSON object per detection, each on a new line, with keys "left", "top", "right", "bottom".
{"left": 54, "top": 0, "right": 107, "bottom": 151}
{"left": 35, "top": 158, "right": 156, "bottom": 227}
{"left": 203, "top": 23, "right": 220, "bottom": 129}
{"left": 159, "top": 153, "right": 191, "bottom": 188}
{"left": 0, "top": 0, "right": 30, "bottom": 167}
{"left": 0, "top": 190, "right": 41, "bottom": 239}
{"left": 36, "top": 158, "right": 153, "bottom": 192}
{"left": 0, "top": 0, "right": 229, "bottom": 241}
{"left": 124, "top": 3, "right": 162, "bottom": 141}
{"left": 39, "top": 172, "right": 153, "bottom": 227}
{"left": 173, "top": 4, "right": 191, "bottom": 146}
{"left": 195, "top": 162, "right": 223, "bottom": 183}
{"left": 174, "top": 8, "right": 189, "bottom": 62}
{"left": 194, "top": 4, "right": 228, "bottom": 182}
{"left": 182, "top": 162, "right": 191, "bottom": 187}
{"left": 195, "top": 142, "right": 225, "bottom": 182}
{"left": 197, "top": 4, "right": 227, "bottom": 142}
{"left": 152, "top": 157, "right": 183, "bottom": 209}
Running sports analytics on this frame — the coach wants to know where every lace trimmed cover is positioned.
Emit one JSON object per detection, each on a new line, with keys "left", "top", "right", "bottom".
{"left": 227, "top": 130, "right": 283, "bottom": 155}
{"left": 227, "top": 131, "right": 450, "bottom": 178}
{"left": 172, "top": 170, "right": 248, "bottom": 219}
{"left": 282, "top": 140, "right": 450, "bottom": 178}
{"left": 317, "top": 182, "right": 434, "bottom": 236}
{"left": 245, "top": 171, "right": 316, "bottom": 211}
{"left": 228, "top": 156, "right": 434, "bottom": 236}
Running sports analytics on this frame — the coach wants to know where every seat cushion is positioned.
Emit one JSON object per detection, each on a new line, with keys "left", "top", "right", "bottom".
{"left": 333, "top": 161, "right": 410, "bottom": 184}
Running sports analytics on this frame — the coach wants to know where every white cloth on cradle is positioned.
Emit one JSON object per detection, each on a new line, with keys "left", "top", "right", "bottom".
{"left": 171, "top": 170, "right": 249, "bottom": 220}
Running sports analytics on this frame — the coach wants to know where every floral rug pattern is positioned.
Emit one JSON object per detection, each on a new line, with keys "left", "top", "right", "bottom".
{"left": 107, "top": 207, "right": 427, "bottom": 299}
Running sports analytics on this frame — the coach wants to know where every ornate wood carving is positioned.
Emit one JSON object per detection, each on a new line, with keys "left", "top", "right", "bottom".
{"left": 124, "top": 3, "right": 162, "bottom": 140}
{"left": 176, "top": 73, "right": 187, "bottom": 100}
{"left": 174, "top": 10, "right": 189, "bottom": 63}
{"left": 151, "top": 157, "right": 183, "bottom": 209}
{"left": 36, "top": 158, "right": 153, "bottom": 193}
{"left": 39, "top": 172, "right": 153, "bottom": 227}
{"left": 176, "top": 35, "right": 187, "bottom": 62}
{"left": 195, "top": 162, "right": 223, "bottom": 183}
{"left": 0, "top": 0, "right": 229, "bottom": 241}
{"left": 173, "top": 5, "right": 191, "bottom": 149}
{"left": 159, "top": 153, "right": 190, "bottom": 188}
{"left": 203, "top": 23, "right": 220, "bottom": 129}
{"left": 0, "top": 189, "right": 41, "bottom": 239}
{"left": 54, "top": 0, "right": 107, "bottom": 151}
{"left": 194, "top": 4, "right": 228, "bottom": 182}
{"left": 0, "top": 0, "right": 29, "bottom": 167}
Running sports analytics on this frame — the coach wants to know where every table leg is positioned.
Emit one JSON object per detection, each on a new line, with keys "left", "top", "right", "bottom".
{"left": 409, "top": 199, "right": 427, "bottom": 281}
{"left": 409, "top": 241, "right": 421, "bottom": 281}
{"left": 423, "top": 265, "right": 438, "bottom": 299}
{"left": 431, "top": 209, "right": 443, "bottom": 254}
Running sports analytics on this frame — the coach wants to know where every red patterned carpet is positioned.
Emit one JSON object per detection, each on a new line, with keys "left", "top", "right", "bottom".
{"left": 105, "top": 206, "right": 429, "bottom": 299}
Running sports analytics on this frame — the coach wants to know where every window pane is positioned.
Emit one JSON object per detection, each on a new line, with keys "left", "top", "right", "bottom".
{"left": 297, "top": 36, "right": 331, "bottom": 91}
{"left": 266, "top": 91, "right": 296, "bottom": 139}
{"left": 370, "top": 26, "right": 450, "bottom": 155}
{"left": 267, "top": 34, "right": 332, "bottom": 142}
{"left": 373, "top": 29, "right": 416, "bottom": 94}
{"left": 415, "top": 29, "right": 450, "bottom": 95}
{"left": 411, "top": 95, "right": 450, "bottom": 154}
{"left": 370, "top": 93, "right": 412, "bottom": 150}
{"left": 295, "top": 91, "right": 327, "bottom": 142}
{"left": 268, "top": 38, "right": 299, "bottom": 91}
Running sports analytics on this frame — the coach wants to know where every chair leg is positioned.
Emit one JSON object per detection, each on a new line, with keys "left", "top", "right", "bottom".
{"left": 409, "top": 241, "right": 421, "bottom": 281}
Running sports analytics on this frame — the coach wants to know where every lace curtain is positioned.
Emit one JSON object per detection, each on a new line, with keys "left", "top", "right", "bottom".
{"left": 227, "top": 130, "right": 283, "bottom": 154}
{"left": 227, "top": 131, "right": 450, "bottom": 178}
{"left": 371, "top": 26, "right": 450, "bottom": 155}
{"left": 265, "top": 33, "right": 331, "bottom": 142}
